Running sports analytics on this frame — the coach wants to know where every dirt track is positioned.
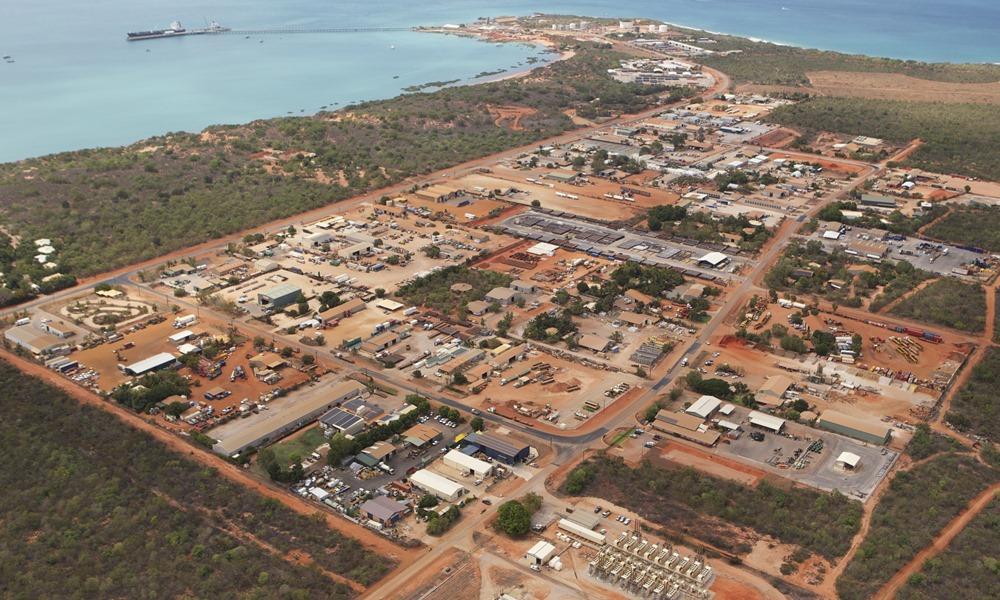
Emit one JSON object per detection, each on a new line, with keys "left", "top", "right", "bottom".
{"left": 871, "top": 482, "right": 1000, "bottom": 600}
{"left": 0, "top": 350, "right": 416, "bottom": 570}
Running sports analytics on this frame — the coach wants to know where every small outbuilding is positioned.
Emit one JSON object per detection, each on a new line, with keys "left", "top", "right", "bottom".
{"left": 748, "top": 410, "right": 785, "bottom": 433}
{"left": 359, "top": 495, "right": 409, "bottom": 527}
{"left": 526, "top": 540, "right": 556, "bottom": 566}
{"left": 697, "top": 251, "right": 730, "bottom": 268}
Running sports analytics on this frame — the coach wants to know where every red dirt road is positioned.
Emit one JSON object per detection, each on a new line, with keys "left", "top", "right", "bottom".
{"left": 871, "top": 482, "right": 1000, "bottom": 600}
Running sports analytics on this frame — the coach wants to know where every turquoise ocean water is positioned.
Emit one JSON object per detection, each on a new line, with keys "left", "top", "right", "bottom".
{"left": 1, "top": 0, "right": 998, "bottom": 162}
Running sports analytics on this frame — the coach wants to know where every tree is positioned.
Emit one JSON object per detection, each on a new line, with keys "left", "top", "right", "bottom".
{"left": 520, "top": 492, "right": 542, "bottom": 515}
{"left": 781, "top": 335, "right": 808, "bottom": 354}
{"left": 319, "top": 291, "right": 341, "bottom": 309}
{"left": 496, "top": 500, "right": 532, "bottom": 537}
{"left": 811, "top": 330, "right": 837, "bottom": 356}
{"left": 531, "top": 199, "right": 541, "bottom": 207}
{"left": 452, "top": 372, "right": 469, "bottom": 386}
{"left": 418, "top": 494, "right": 439, "bottom": 509}
{"left": 301, "top": 354, "right": 315, "bottom": 366}
{"left": 326, "top": 434, "right": 356, "bottom": 465}
{"left": 497, "top": 312, "right": 513, "bottom": 336}
{"left": 470, "top": 416, "right": 484, "bottom": 432}
{"left": 643, "top": 400, "right": 664, "bottom": 422}
{"left": 422, "top": 245, "right": 441, "bottom": 259}
{"left": 164, "top": 401, "right": 189, "bottom": 418}
{"left": 564, "top": 465, "right": 594, "bottom": 494}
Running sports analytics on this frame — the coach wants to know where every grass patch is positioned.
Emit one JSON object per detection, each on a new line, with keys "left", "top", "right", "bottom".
{"left": 767, "top": 98, "right": 1000, "bottom": 181}
{"left": 0, "top": 361, "right": 392, "bottom": 596}
{"left": 889, "top": 278, "right": 985, "bottom": 333}
{"left": 947, "top": 346, "right": 1000, "bottom": 442}
{"left": 609, "top": 428, "right": 634, "bottom": 447}
{"left": 258, "top": 425, "right": 328, "bottom": 472}
{"left": 836, "top": 453, "right": 998, "bottom": 600}
{"left": 926, "top": 206, "right": 1000, "bottom": 254}
{"left": 563, "top": 454, "right": 861, "bottom": 560}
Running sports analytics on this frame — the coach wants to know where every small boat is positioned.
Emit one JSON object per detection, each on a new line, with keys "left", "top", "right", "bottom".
{"left": 2, "top": 55, "right": 10, "bottom": 59}
{"left": 393, "top": 75, "right": 399, "bottom": 79}
{"left": 390, "top": 44, "right": 395, "bottom": 49}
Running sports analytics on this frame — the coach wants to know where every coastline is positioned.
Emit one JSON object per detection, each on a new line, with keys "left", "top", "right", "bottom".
{"left": 418, "top": 29, "right": 573, "bottom": 89}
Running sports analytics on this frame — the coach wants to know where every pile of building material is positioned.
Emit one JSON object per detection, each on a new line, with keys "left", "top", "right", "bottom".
{"left": 889, "top": 336, "right": 922, "bottom": 364}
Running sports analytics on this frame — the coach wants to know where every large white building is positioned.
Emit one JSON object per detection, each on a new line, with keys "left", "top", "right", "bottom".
{"left": 410, "top": 469, "right": 467, "bottom": 502}
{"left": 443, "top": 449, "right": 493, "bottom": 477}
{"left": 686, "top": 395, "right": 722, "bottom": 419}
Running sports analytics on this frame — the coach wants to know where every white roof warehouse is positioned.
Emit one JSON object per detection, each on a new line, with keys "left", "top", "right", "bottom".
{"left": 211, "top": 380, "right": 365, "bottom": 457}
{"left": 122, "top": 352, "right": 178, "bottom": 376}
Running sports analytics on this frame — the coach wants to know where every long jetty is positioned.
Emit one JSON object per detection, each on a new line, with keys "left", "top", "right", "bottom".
{"left": 222, "top": 27, "right": 413, "bottom": 35}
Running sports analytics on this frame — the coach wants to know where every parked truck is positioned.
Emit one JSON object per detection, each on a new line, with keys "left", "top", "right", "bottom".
{"left": 173, "top": 314, "right": 197, "bottom": 329}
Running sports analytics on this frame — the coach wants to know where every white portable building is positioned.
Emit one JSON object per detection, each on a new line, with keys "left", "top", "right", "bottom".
{"left": 558, "top": 518, "right": 606, "bottom": 545}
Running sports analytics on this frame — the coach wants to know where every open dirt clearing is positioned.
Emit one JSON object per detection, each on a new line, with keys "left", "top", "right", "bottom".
{"left": 739, "top": 72, "right": 1000, "bottom": 104}
{"left": 806, "top": 71, "right": 1000, "bottom": 104}
{"left": 658, "top": 442, "right": 765, "bottom": 486}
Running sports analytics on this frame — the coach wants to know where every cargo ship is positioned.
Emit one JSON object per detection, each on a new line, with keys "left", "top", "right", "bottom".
{"left": 126, "top": 21, "right": 229, "bottom": 41}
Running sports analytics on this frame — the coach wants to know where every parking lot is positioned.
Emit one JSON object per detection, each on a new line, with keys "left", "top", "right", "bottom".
{"left": 810, "top": 225, "right": 984, "bottom": 276}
